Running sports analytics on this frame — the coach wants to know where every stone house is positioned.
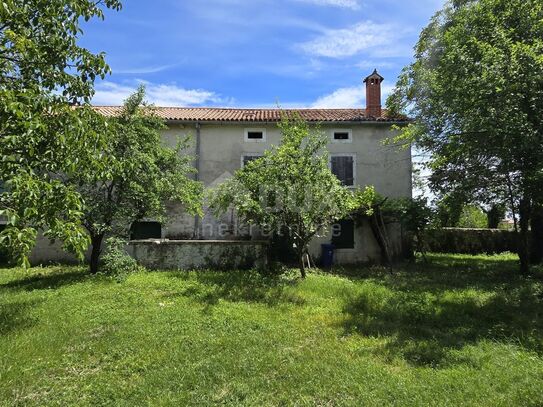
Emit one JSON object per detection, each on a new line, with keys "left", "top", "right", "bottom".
{"left": 14, "top": 70, "right": 411, "bottom": 266}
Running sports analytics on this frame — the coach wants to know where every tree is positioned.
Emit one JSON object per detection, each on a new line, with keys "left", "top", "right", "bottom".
{"left": 0, "top": 0, "right": 122, "bottom": 266}
{"left": 387, "top": 0, "right": 543, "bottom": 274}
{"left": 434, "top": 194, "right": 466, "bottom": 228}
{"left": 69, "top": 87, "right": 203, "bottom": 274}
{"left": 385, "top": 197, "right": 433, "bottom": 259}
{"left": 209, "top": 116, "right": 357, "bottom": 278}
{"left": 486, "top": 204, "right": 506, "bottom": 229}
{"left": 351, "top": 187, "right": 393, "bottom": 267}
{"left": 457, "top": 205, "right": 487, "bottom": 229}
{"left": 353, "top": 192, "right": 433, "bottom": 264}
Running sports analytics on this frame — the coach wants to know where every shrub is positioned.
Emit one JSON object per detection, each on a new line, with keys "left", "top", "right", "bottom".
{"left": 100, "top": 237, "right": 144, "bottom": 281}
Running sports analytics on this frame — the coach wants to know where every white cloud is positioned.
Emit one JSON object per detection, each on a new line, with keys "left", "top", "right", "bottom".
{"left": 113, "top": 64, "right": 178, "bottom": 75}
{"left": 355, "top": 60, "right": 396, "bottom": 70}
{"left": 92, "top": 81, "right": 230, "bottom": 106}
{"left": 311, "top": 86, "right": 364, "bottom": 108}
{"left": 298, "top": 21, "right": 396, "bottom": 58}
{"left": 294, "top": 0, "right": 361, "bottom": 9}
{"left": 311, "top": 84, "right": 395, "bottom": 108}
{"left": 370, "top": 44, "right": 415, "bottom": 59}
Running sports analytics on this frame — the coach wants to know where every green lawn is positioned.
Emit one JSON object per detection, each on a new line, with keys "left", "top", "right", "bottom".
{"left": 1, "top": 253, "right": 543, "bottom": 406}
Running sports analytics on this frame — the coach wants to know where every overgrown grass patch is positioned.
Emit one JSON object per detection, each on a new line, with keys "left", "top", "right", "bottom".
{"left": 0, "top": 253, "right": 542, "bottom": 406}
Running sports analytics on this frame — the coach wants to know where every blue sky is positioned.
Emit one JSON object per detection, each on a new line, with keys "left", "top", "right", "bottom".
{"left": 82, "top": 0, "right": 445, "bottom": 108}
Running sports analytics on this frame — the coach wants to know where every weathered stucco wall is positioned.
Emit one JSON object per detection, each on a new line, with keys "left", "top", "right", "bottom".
{"left": 128, "top": 240, "right": 269, "bottom": 270}
{"left": 162, "top": 122, "right": 411, "bottom": 196}
{"left": 160, "top": 122, "right": 412, "bottom": 243}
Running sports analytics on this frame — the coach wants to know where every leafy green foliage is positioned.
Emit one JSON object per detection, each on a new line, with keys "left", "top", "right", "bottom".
{"left": 69, "top": 86, "right": 203, "bottom": 273}
{"left": 383, "top": 197, "right": 433, "bottom": 235}
{"left": 487, "top": 204, "right": 506, "bottom": 229}
{"left": 352, "top": 189, "right": 434, "bottom": 235}
{"left": 100, "top": 237, "right": 144, "bottom": 282}
{"left": 1, "top": 253, "right": 543, "bottom": 405}
{"left": 387, "top": 0, "right": 543, "bottom": 273}
{"left": 434, "top": 193, "right": 465, "bottom": 228}
{"left": 350, "top": 185, "right": 377, "bottom": 217}
{"left": 433, "top": 195, "right": 505, "bottom": 230}
{"left": 0, "top": 0, "right": 122, "bottom": 100}
{"left": 457, "top": 205, "right": 488, "bottom": 229}
{"left": 0, "top": 0, "right": 122, "bottom": 265}
{"left": 209, "top": 116, "right": 358, "bottom": 277}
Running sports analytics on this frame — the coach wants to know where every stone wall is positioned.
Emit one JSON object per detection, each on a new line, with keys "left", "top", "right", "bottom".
{"left": 128, "top": 239, "right": 269, "bottom": 270}
{"left": 423, "top": 228, "right": 518, "bottom": 254}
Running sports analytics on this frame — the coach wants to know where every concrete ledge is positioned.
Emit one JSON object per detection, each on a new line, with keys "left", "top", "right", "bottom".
{"left": 128, "top": 239, "right": 269, "bottom": 270}
{"left": 130, "top": 239, "right": 269, "bottom": 245}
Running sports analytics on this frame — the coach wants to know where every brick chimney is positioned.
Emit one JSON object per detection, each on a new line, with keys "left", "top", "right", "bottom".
{"left": 363, "top": 69, "right": 384, "bottom": 118}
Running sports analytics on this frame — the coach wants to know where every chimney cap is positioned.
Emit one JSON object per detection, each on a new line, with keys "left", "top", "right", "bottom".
{"left": 363, "top": 69, "right": 384, "bottom": 83}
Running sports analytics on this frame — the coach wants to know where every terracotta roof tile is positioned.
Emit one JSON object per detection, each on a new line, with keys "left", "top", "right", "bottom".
{"left": 93, "top": 106, "right": 407, "bottom": 123}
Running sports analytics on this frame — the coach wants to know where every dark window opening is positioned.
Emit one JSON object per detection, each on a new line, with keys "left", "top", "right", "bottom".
{"left": 331, "top": 219, "right": 355, "bottom": 249}
{"left": 130, "top": 221, "right": 162, "bottom": 240}
{"left": 331, "top": 156, "right": 354, "bottom": 186}
{"left": 247, "top": 131, "right": 263, "bottom": 139}
{"left": 334, "top": 132, "right": 350, "bottom": 140}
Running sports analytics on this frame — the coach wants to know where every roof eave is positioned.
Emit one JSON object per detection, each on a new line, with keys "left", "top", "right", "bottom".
{"left": 164, "top": 119, "right": 410, "bottom": 126}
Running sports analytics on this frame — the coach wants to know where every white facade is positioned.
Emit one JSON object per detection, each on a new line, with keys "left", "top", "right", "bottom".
{"left": 158, "top": 120, "right": 411, "bottom": 265}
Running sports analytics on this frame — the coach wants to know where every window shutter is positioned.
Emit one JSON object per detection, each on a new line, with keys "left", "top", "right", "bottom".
{"left": 331, "top": 156, "right": 341, "bottom": 181}
{"left": 331, "top": 156, "right": 354, "bottom": 186}
{"left": 344, "top": 156, "right": 354, "bottom": 186}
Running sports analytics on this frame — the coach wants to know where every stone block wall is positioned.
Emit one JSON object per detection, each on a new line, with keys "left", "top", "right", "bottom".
{"left": 128, "top": 239, "right": 269, "bottom": 270}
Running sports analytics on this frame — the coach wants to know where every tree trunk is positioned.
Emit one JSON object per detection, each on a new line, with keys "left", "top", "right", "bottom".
{"left": 415, "top": 232, "right": 428, "bottom": 263}
{"left": 518, "top": 197, "right": 531, "bottom": 275}
{"left": 506, "top": 178, "right": 519, "bottom": 232}
{"left": 296, "top": 240, "right": 307, "bottom": 279}
{"left": 89, "top": 233, "right": 104, "bottom": 274}
{"left": 299, "top": 257, "right": 307, "bottom": 279}
{"left": 530, "top": 203, "right": 543, "bottom": 264}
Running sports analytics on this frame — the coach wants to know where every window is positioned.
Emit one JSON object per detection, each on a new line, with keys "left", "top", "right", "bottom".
{"left": 331, "top": 129, "right": 352, "bottom": 143}
{"left": 244, "top": 128, "right": 266, "bottom": 142}
{"left": 130, "top": 221, "right": 162, "bottom": 240}
{"left": 330, "top": 154, "right": 355, "bottom": 186}
{"left": 241, "top": 153, "right": 263, "bottom": 167}
{"left": 331, "top": 219, "right": 355, "bottom": 249}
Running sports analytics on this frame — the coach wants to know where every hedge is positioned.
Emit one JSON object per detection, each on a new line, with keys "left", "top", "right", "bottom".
{"left": 422, "top": 228, "right": 519, "bottom": 254}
